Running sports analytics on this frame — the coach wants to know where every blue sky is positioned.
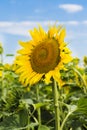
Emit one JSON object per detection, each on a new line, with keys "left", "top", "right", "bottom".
{"left": 0, "top": 0, "right": 87, "bottom": 63}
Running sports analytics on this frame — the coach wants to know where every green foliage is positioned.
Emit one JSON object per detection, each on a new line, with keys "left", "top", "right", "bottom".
{"left": 38, "top": 125, "right": 50, "bottom": 130}
{"left": 77, "top": 97, "right": 87, "bottom": 115}
{"left": 0, "top": 46, "right": 87, "bottom": 130}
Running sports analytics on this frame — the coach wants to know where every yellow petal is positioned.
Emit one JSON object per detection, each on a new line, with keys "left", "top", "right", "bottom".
{"left": 39, "top": 25, "right": 47, "bottom": 39}
{"left": 45, "top": 71, "right": 53, "bottom": 84}
{"left": 29, "top": 73, "right": 43, "bottom": 85}
{"left": 59, "top": 28, "right": 66, "bottom": 43}
{"left": 17, "top": 49, "right": 32, "bottom": 55}
{"left": 29, "top": 28, "right": 41, "bottom": 42}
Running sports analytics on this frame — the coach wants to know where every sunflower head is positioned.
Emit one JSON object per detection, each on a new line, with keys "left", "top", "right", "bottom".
{"left": 15, "top": 25, "right": 72, "bottom": 86}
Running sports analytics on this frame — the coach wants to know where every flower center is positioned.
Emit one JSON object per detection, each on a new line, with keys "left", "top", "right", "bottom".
{"left": 30, "top": 39, "right": 60, "bottom": 73}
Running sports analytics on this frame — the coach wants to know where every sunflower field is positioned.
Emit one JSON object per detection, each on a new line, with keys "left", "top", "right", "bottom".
{"left": 0, "top": 25, "right": 87, "bottom": 130}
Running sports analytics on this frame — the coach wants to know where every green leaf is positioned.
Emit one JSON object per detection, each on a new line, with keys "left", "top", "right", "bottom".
{"left": 23, "top": 98, "right": 33, "bottom": 105}
{"left": 34, "top": 102, "right": 47, "bottom": 110}
{"left": 17, "top": 123, "right": 38, "bottom": 130}
{"left": 77, "top": 97, "right": 87, "bottom": 115}
{"left": 0, "top": 113, "right": 38, "bottom": 130}
{"left": 0, "top": 63, "right": 3, "bottom": 67}
{"left": 0, "top": 114, "right": 20, "bottom": 130}
{"left": 6, "top": 54, "right": 14, "bottom": 56}
{"left": 19, "top": 109, "right": 28, "bottom": 127}
{"left": 38, "top": 125, "right": 50, "bottom": 130}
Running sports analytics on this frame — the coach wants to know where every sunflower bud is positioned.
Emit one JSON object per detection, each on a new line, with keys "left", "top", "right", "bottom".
{"left": 0, "top": 43, "right": 3, "bottom": 54}
{"left": 83, "top": 56, "right": 87, "bottom": 66}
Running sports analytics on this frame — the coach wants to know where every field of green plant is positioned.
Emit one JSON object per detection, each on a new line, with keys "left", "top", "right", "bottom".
{"left": 0, "top": 26, "right": 87, "bottom": 130}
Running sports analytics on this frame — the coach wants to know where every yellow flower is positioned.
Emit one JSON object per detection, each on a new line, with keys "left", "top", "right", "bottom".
{"left": 0, "top": 66, "right": 3, "bottom": 77}
{"left": 0, "top": 71, "right": 2, "bottom": 77}
{"left": 15, "top": 25, "right": 72, "bottom": 86}
{"left": 4, "top": 63, "right": 11, "bottom": 70}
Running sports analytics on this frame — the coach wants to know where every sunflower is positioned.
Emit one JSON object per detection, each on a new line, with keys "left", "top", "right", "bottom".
{"left": 0, "top": 66, "right": 3, "bottom": 77}
{"left": 15, "top": 25, "right": 72, "bottom": 86}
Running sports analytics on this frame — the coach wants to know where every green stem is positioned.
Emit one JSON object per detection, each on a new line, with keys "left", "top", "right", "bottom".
{"left": 73, "top": 67, "right": 87, "bottom": 93}
{"left": 0, "top": 53, "right": 4, "bottom": 98}
{"left": 36, "top": 84, "right": 41, "bottom": 125}
{"left": 61, "top": 112, "right": 70, "bottom": 130}
{"left": 27, "top": 112, "right": 30, "bottom": 130}
{"left": 52, "top": 80, "right": 60, "bottom": 130}
{"left": 61, "top": 109, "right": 76, "bottom": 130}
{"left": 58, "top": 101, "right": 69, "bottom": 110}
{"left": 1, "top": 53, "right": 3, "bottom": 63}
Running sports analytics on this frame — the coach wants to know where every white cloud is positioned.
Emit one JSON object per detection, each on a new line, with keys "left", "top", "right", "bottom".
{"left": 0, "top": 21, "right": 33, "bottom": 36}
{"left": 0, "top": 34, "right": 5, "bottom": 46}
{"left": 59, "top": 4, "right": 83, "bottom": 13}
{"left": 65, "top": 21, "right": 79, "bottom": 25}
{"left": 0, "top": 22, "right": 14, "bottom": 27}
{"left": 0, "top": 21, "right": 57, "bottom": 36}
{"left": 58, "top": 21, "right": 79, "bottom": 26}
{"left": 0, "top": 20, "right": 86, "bottom": 37}
{"left": 82, "top": 20, "right": 87, "bottom": 25}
